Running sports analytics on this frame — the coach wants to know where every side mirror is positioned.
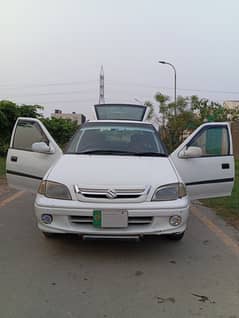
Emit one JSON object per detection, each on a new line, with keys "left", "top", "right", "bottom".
{"left": 179, "top": 146, "right": 202, "bottom": 158}
{"left": 32, "top": 142, "right": 55, "bottom": 154}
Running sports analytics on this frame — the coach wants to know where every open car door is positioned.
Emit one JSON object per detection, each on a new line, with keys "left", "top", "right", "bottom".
{"left": 6, "top": 117, "right": 62, "bottom": 192}
{"left": 94, "top": 104, "right": 148, "bottom": 121}
{"left": 170, "top": 122, "right": 234, "bottom": 200}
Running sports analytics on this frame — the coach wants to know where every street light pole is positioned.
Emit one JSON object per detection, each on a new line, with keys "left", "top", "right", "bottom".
{"left": 158, "top": 60, "right": 177, "bottom": 116}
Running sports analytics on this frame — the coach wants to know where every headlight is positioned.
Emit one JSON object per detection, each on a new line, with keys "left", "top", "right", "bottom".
{"left": 152, "top": 183, "right": 187, "bottom": 201}
{"left": 169, "top": 215, "right": 182, "bottom": 226}
{"left": 38, "top": 181, "right": 72, "bottom": 200}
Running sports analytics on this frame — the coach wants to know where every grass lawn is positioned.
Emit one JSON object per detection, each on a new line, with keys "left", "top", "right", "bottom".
{"left": 201, "top": 160, "right": 239, "bottom": 229}
{"left": 0, "top": 157, "right": 6, "bottom": 176}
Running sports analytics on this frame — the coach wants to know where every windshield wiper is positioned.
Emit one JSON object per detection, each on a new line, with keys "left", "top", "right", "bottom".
{"left": 133, "top": 152, "right": 167, "bottom": 157}
{"left": 77, "top": 149, "right": 138, "bottom": 155}
{"left": 76, "top": 150, "right": 167, "bottom": 157}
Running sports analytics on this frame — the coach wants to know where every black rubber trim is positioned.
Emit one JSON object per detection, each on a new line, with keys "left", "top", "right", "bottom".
{"left": 221, "top": 163, "right": 230, "bottom": 169}
{"left": 6, "top": 170, "right": 42, "bottom": 180}
{"left": 186, "top": 178, "right": 234, "bottom": 186}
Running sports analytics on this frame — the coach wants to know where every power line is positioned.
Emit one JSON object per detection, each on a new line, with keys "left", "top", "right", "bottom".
{"left": 106, "top": 81, "right": 239, "bottom": 95}
{"left": 2, "top": 89, "right": 95, "bottom": 98}
{"left": 0, "top": 80, "right": 96, "bottom": 89}
{"left": 0, "top": 79, "right": 238, "bottom": 96}
{"left": 12, "top": 98, "right": 96, "bottom": 104}
{"left": 8, "top": 97, "right": 137, "bottom": 105}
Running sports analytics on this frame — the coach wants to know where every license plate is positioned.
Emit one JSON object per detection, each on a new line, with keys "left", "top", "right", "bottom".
{"left": 93, "top": 210, "right": 102, "bottom": 228}
{"left": 93, "top": 210, "right": 128, "bottom": 228}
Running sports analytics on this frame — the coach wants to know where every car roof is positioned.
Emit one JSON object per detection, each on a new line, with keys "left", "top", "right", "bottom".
{"left": 87, "top": 120, "right": 153, "bottom": 125}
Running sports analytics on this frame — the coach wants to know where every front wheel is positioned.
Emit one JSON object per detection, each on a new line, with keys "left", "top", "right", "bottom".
{"left": 167, "top": 231, "right": 185, "bottom": 241}
{"left": 42, "top": 232, "right": 58, "bottom": 239}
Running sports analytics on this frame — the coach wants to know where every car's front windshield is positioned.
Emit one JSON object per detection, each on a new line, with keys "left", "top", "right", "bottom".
{"left": 66, "top": 122, "right": 167, "bottom": 156}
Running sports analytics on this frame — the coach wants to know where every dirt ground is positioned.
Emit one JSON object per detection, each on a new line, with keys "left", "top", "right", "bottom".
{"left": 0, "top": 177, "right": 11, "bottom": 198}
{"left": 228, "top": 218, "right": 239, "bottom": 231}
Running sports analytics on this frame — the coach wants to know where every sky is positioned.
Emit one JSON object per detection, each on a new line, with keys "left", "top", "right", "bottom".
{"left": 0, "top": 0, "right": 239, "bottom": 119}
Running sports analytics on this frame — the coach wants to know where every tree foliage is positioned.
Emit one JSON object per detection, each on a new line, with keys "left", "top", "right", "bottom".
{"left": 149, "top": 94, "right": 239, "bottom": 153}
{"left": 144, "top": 101, "right": 154, "bottom": 120}
{"left": 41, "top": 117, "right": 79, "bottom": 148}
{"left": 0, "top": 100, "right": 81, "bottom": 156}
{"left": 0, "top": 100, "right": 43, "bottom": 156}
{"left": 190, "top": 95, "right": 239, "bottom": 122}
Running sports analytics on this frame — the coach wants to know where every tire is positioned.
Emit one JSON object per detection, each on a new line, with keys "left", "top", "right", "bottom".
{"left": 42, "top": 232, "right": 58, "bottom": 239}
{"left": 167, "top": 231, "right": 185, "bottom": 241}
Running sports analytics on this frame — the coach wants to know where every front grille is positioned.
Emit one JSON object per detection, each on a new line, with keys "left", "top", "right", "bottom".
{"left": 74, "top": 186, "right": 147, "bottom": 201}
{"left": 70, "top": 215, "right": 92, "bottom": 224}
{"left": 82, "top": 194, "right": 141, "bottom": 199}
{"left": 69, "top": 215, "right": 153, "bottom": 226}
{"left": 128, "top": 216, "right": 153, "bottom": 224}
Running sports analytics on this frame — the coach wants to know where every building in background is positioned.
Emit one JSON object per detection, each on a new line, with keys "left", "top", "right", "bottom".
{"left": 223, "top": 100, "right": 239, "bottom": 110}
{"left": 51, "top": 109, "right": 86, "bottom": 125}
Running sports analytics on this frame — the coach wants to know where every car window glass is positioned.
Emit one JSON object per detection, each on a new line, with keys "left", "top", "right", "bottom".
{"left": 13, "top": 120, "right": 48, "bottom": 151}
{"left": 66, "top": 123, "right": 165, "bottom": 154}
{"left": 94, "top": 104, "right": 146, "bottom": 121}
{"left": 189, "top": 126, "right": 229, "bottom": 156}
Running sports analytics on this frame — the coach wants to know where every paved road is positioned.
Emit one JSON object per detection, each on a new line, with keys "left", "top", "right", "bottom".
{"left": 0, "top": 192, "right": 239, "bottom": 318}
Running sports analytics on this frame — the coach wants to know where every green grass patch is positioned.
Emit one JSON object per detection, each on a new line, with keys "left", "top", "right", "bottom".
{"left": 0, "top": 157, "right": 6, "bottom": 176}
{"left": 201, "top": 160, "right": 239, "bottom": 226}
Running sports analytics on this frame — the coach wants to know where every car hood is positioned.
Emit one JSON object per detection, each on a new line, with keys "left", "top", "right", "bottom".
{"left": 46, "top": 154, "right": 179, "bottom": 189}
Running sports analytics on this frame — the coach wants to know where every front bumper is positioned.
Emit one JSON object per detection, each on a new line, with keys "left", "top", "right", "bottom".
{"left": 34, "top": 195, "right": 190, "bottom": 236}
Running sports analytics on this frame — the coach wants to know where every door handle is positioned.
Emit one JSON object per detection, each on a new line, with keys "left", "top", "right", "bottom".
{"left": 11, "top": 156, "right": 18, "bottom": 162}
{"left": 222, "top": 163, "right": 230, "bottom": 169}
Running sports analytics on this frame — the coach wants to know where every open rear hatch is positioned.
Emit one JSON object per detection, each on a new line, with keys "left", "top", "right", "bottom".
{"left": 94, "top": 104, "right": 147, "bottom": 121}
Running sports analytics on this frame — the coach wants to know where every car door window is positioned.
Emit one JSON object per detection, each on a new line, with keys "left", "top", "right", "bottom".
{"left": 188, "top": 126, "right": 229, "bottom": 156}
{"left": 13, "top": 120, "right": 49, "bottom": 151}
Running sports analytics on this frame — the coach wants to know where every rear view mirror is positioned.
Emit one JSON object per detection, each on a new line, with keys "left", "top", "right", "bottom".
{"left": 179, "top": 146, "right": 202, "bottom": 158}
{"left": 32, "top": 142, "right": 54, "bottom": 154}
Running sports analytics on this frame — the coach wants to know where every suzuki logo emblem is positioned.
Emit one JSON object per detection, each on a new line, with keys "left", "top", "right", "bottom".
{"left": 106, "top": 189, "right": 117, "bottom": 199}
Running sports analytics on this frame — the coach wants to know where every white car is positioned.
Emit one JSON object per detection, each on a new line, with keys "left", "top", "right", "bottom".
{"left": 6, "top": 104, "right": 234, "bottom": 241}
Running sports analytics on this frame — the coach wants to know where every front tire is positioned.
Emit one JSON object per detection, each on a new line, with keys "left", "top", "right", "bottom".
{"left": 42, "top": 232, "right": 58, "bottom": 239}
{"left": 167, "top": 231, "right": 185, "bottom": 241}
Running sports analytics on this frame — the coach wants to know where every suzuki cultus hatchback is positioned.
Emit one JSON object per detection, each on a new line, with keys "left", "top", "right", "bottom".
{"left": 6, "top": 104, "right": 234, "bottom": 240}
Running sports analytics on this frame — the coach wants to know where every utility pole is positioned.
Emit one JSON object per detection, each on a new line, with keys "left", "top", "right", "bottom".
{"left": 99, "top": 65, "right": 105, "bottom": 104}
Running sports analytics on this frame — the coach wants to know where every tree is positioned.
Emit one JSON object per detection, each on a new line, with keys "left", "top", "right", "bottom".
{"left": 0, "top": 100, "right": 44, "bottom": 156}
{"left": 18, "top": 104, "right": 43, "bottom": 118}
{"left": 0, "top": 100, "right": 80, "bottom": 156}
{"left": 144, "top": 101, "right": 154, "bottom": 120}
{"left": 149, "top": 94, "right": 239, "bottom": 153}
{"left": 190, "top": 95, "right": 239, "bottom": 122}
{"left": 152, "top": 93, "right": 199, "bottom": 151}
{"left": 41, "top": 117, "right": 79, "bottom": 148}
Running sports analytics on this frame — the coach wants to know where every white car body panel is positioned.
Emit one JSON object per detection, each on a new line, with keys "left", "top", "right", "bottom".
{"left": 170, "top": 122, "right": 234, "bottom": 199}
{"left": 47, "top": 155, "right": 179, "bottom": 196}
{"left": 6, "top": 118, "right": 62, "bottom": 192}
{"left": 35, "top": 195, "right": 189, "bottom": 235}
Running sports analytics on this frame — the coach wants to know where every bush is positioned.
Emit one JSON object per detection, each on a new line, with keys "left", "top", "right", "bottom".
{"left": 41, "top": 117, "right": 79, "bottom": 148}
{"left": 0, "top": 101, "right": 43, "bottom": 156}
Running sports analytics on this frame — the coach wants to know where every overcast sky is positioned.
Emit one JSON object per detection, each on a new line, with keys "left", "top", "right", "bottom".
{"left": 1, "top": 0, "right": 239, "bottom": 119}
